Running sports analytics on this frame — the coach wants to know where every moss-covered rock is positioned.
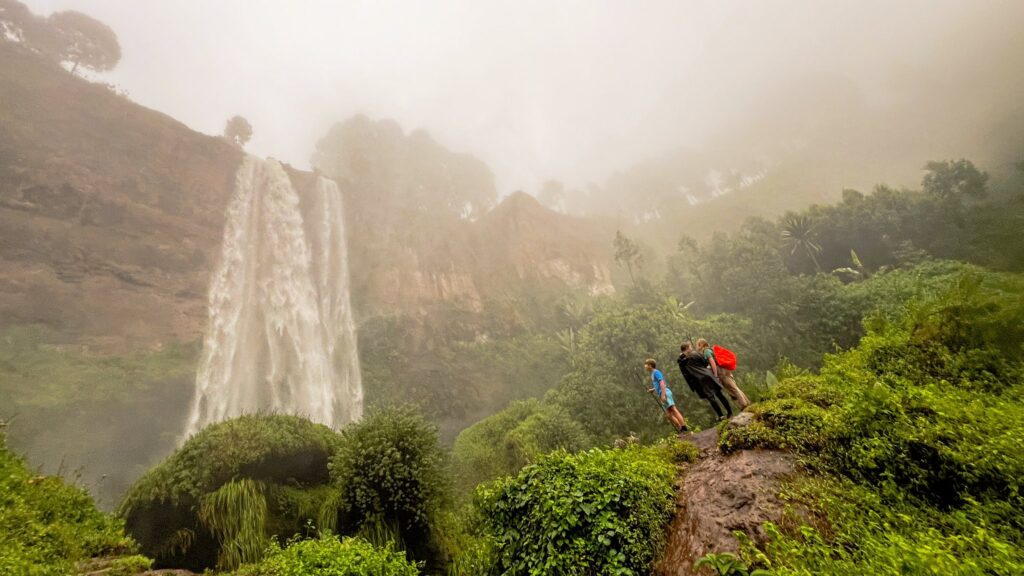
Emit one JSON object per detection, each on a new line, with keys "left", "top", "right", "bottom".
{"left": 119, "top": 414, "right": 343, "bottom": 571}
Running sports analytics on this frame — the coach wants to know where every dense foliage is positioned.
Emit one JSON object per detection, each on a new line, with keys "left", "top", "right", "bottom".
{"left": 230, "top": 535, "right": 419, "bottom": 576}
{"left": 0, "top": 427, "right": 135, "bottom": 575}
{"left": 120, "top": 414, "right": 343, "bottom": 571}
{"left": 474, "top": 445, "right": 682, "bottom": 576}
{"left": 360, "top": 316, "right": 568, "bottom": 440}
{"left": 451, "top": 399, "right": 590, "bottom": 497}
{"left": 717, "top": 270, "right": 1024, "bottom": 574}
{"left": 326, "top": 406, "right": 451, "bottom": 569}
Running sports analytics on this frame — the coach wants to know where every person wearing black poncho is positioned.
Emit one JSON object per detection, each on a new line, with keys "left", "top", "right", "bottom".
{"left": 677, "top": 341, "right": 733, "bottom": 419}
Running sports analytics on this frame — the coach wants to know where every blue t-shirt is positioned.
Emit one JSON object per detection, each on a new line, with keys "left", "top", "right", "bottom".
{"left": 651, "top": 369, "right": 667, "bottom": 395}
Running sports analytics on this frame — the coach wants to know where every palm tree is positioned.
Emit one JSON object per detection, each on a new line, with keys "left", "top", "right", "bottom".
{"left": 781, "top": 214, "right": 822, "bottom": 273}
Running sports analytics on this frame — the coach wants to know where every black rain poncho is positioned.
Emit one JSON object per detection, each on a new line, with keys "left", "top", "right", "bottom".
{"left": 677, "top": 351, "right": 723, "bottom": 399}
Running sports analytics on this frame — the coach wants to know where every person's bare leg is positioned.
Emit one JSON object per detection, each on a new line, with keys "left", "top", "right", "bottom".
{"left": 720, "top": 369, "right": 750, "bottom": 408}
{"left": 668, "top": 406, "right": 687, "bottom": 430}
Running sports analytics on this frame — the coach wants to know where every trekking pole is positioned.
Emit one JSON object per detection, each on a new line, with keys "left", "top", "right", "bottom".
{"left": 635, "top": 372, "right": 677, "bottom": 431}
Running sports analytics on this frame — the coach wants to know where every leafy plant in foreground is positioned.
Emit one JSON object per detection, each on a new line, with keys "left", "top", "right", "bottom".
{"left": 229, "top": 534, "right": 419, "bottom": 576}
{"left": 476, "top": 445, "right": 676, "bottom": 576}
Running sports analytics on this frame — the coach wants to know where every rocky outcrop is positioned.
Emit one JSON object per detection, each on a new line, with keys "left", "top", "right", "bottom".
{"left": 476, "top": 191, "right": 614, "bottom": 296}
{"left": 657, "top": 418, "right": 797, "bottom": 576}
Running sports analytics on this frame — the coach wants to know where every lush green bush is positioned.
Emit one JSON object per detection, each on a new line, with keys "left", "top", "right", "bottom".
{"left": 476, "top": 445, "right": 676, "bottom": 575}
{"left": 230, "top": 534, "right": 419, "bottom": 576}
{"left": 723, "top": 271, "right": 1024, "bottom": 502}
{"left": 327, "top": 406, "right": 451, "bottom": 568}
{"left": 0, "top": 429, "right": 135, "bottom": 575}
{"left": 451, "top": 399, "right": 591, "bottom": 496}
{"left": 739, "top": 477, "right": 1024, "bottom": 575}
{"left": 719, "top": 271, "right": 1024, "bottom": 573}
{"left": 120, "top": 414, "right": 343, "bottom": 571}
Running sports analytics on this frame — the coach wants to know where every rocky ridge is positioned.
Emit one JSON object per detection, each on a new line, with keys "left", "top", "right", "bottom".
{"left": 657, "top": 414, "right": 797, "bottom": 575}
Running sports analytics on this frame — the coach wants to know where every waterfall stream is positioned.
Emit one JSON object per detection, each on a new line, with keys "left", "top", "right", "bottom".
{"left": 183, "top": 156, "right": 363, "bottom": 438}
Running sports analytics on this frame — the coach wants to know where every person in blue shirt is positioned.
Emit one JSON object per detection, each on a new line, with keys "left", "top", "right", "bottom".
{"left": 645, "top": 358, "right": 688, "bottom": 433}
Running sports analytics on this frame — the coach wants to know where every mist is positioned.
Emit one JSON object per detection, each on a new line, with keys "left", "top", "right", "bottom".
{"left": 20, "top": 0, "right": 1024, "bottom": 194}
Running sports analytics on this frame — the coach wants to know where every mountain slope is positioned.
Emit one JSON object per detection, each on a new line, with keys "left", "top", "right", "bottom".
{"left": 0, "top": 42, "right": 242, "bottom": 351}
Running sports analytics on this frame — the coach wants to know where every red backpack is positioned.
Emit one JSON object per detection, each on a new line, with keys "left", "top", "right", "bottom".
{"left": 712, "top": 345, "right": 737, "bottom": 371}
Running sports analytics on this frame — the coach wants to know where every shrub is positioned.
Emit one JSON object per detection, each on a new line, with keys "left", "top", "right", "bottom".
{"left": 476, "top": 445, "right": 676, "bottom": 576}
{"left": 0, "top": 429, "right": 135, "bottom": 575}
{"left": 738, "top": 477, "right": 1024, "bottom": 575}
{"left": 327, "top": 406, "right": 451, "bottom": 568}
{"left": 451, "top": 399, "right": 591, "bottom": 496}
{"left": 721, "top": 273, "right": 1024, "bottom": 573}
{"left": 119, "top": 414, "right": 343, "bottom": 571}
{"left": 230, "top": 534, "right": 419, "bottom": 576}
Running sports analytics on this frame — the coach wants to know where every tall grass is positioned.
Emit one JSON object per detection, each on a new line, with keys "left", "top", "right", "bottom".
{"left": 198, "top": 478, "right": 269, "bottom": 570}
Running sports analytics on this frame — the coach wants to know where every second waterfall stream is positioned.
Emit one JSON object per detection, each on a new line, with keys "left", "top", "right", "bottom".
{"left": 183, "top": 156, "right": 363, "bottom": 438}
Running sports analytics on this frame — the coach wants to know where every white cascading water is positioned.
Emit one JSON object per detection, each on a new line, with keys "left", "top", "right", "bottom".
{"left": 183, "top": 156, "right": 363, "bottom": 439}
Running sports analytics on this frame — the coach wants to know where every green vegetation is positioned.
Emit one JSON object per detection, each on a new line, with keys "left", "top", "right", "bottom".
{"left": 0, "top": 427, "right": 136, "bottom": 575}
{"left": 716, "top": 270, "right": 1024, "bottom": 574}
{"left": 230, "top": 535, "right": 419, "bottom": 576}
{"left": 326, "top": 407, "right": 451, "bottom": 569}
{"left": 0, "top": 325, "right": 196, "bottom": 410}
{"left": 359, "top": 316, "right": 568, "bottom": 440}
{"left": 451, "top": 399, "right": 590, "bottom": 497}
{"left": 474, "top": 445, "right": 680, "bottom": 576}
{"left": 0, "top": 324, "right": 199, "bottom": 505}
{"left": 120, "top": 414, "right": 343, "bottom": 571}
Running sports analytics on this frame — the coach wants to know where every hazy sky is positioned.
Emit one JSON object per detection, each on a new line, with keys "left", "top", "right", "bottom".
{"left": 19, "top": 1, "right": 1007, "bottom": 192}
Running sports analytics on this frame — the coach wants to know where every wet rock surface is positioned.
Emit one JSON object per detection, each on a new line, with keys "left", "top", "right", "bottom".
{"left": 657, "top": 415, "right": 797, "bottom": 576}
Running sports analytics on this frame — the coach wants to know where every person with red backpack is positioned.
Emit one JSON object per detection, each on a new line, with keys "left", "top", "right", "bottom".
{"left": 697, "top": 338, "right": 750, "bottom": 409}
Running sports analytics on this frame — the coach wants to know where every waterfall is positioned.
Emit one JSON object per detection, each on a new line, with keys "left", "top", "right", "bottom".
{"left": 183, "top": 156, "right": 363, "bottom": 438}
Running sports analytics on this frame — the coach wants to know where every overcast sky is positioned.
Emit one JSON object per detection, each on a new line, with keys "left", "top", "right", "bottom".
{"left": 20, "top": 1, "right": 1012, "bottom": 193}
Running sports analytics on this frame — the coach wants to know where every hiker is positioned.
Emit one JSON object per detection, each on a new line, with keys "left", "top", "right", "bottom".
{"left": 677, "top": 342, "right": 733, "bottom": 420}
{"left": 644, "top": 358, "right": 688, "bottom": 433}
{"left": 696, "top": 338, "right": 750, "bottom": 409}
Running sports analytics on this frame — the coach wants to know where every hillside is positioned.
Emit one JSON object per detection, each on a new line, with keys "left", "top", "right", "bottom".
{"left": 0, "top": 41, "right": 243, "bottom": 352}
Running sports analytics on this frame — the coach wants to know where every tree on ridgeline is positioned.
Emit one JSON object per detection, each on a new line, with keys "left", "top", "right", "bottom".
{"left": 47, "top": 10, "right": 120, "bottom": 73}
{"left": 224, "top": 115, "right": 253, "bottom": 148}
{"left": 1, "top": 2, "right": 121, "bottom": 74}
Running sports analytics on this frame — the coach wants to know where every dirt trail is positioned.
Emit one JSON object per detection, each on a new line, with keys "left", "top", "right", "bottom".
{"left": 656, "top": 414, "right": 797, "bottom": 575}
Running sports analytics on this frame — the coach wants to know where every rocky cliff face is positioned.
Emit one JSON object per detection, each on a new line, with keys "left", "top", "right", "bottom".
{"left": 314, "top": 116, "right": 615, "bottom": 321}
{"left": 0, "top": 44, "right": 615, "bottom": 350}
{"left": 0, "top": 42, "right": 242, "bottom": 351}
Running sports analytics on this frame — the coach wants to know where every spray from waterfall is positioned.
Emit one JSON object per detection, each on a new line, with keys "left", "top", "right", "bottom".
{"left": 183, "top": 156, "right": 363, "bottom": 439}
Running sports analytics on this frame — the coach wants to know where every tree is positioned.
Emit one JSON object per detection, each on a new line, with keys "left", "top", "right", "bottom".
{"left": 538, "top": 180, "right": 566, "bottom": 211}
{"left": 47, "top": 10, "right": 120, "bottom": 73}
{"left": 781, "top": 213, "right": 822, "bottom": 273}
{"left": 613, "top": 230, "right": 643, "bottom": 285}
{"left": 223, "top": 115, "right": 253, "bottom": 148}
{"left": 922, "top": 159, "right": 988, "bottom": 201}
{"left": 327, "top": 407, "right": 450, "bottom": 568}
